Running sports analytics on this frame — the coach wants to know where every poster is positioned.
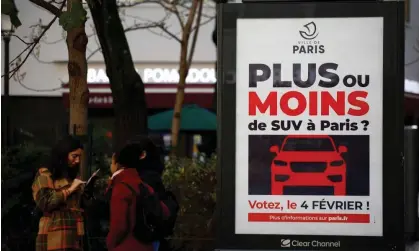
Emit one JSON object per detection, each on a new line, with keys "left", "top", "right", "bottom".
{"left": 235, "top": 18, "right": 384, "bottom": 237}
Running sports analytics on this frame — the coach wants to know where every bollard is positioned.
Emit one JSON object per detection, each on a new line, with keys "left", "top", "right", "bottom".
{"left": 404, "top": 126, "right": 418, "bottom": 241}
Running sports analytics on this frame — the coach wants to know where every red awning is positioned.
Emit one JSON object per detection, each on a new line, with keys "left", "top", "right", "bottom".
{"left": 405, "top": 93, "right": 419, "bottom": 115}
{"left": 62, "top": 83, "right": 419, "bottom": 112}
{"left": 62, "top": 83, "right": 215, "bottom": 109}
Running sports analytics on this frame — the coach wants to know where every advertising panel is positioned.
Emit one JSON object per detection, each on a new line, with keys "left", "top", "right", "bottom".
{"left": 235, "top": 18, "right": 383, "bottom": 237}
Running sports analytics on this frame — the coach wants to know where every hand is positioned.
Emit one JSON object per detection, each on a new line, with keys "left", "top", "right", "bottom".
{"left": 112, "top": 153, "right": 116, "bottom": 165}
{"left": 68, "top": 179, "right": 86, "bottom": 194}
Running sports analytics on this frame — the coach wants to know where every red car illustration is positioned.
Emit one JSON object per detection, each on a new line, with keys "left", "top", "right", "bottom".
{"left": 270, "top": 135, "right": 347, "bottom": 196}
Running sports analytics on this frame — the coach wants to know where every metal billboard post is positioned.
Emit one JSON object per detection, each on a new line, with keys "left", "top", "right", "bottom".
{"left": 216, "top": 0, "right": 405, "bottom": 250}
{"left": 404, "top": 126, "right": 418, "bottom": 241}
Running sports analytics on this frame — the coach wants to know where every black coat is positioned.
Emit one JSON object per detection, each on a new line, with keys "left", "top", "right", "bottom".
{"left": 138, "top": 169, "right": 167, "bottom": 199}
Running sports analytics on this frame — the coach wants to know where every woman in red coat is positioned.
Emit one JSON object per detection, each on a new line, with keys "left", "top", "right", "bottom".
{"left": 106, "top": 143, "right": 169, "bottom": 251}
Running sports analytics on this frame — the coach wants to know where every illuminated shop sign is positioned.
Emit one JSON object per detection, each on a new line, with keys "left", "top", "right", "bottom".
{"left": 87, "top": 67, "right": 216, "bottom": 84}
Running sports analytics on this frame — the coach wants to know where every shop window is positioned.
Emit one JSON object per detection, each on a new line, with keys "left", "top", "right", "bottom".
{"left": 192, "top": 134, "right": 203, "bottom": 158}
{"left": 160, "top": 133, "right": 206, "bottom": 160}
{"left": 162, "top": 134, "right": 172, "bottom": 152}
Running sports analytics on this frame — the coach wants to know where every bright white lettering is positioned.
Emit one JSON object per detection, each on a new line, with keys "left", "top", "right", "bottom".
{"left": 144, "top": 67, "right": 218, "bottom": 83}
{"left": 87, "top": 67, "right": 216, "bottom": 84}
{"left": 87, "top": 68, "right": 109, "bottom": 83}
{"left": 186, "top": 68, "right": 199, "bottom": 83}
{"left": 405, "top": 79, "right": 419, "bottom": 94}
{"left": 143, "top": 68, "right": 154, "bottom": 82}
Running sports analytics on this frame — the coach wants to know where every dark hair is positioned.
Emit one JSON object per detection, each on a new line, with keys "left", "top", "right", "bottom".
{"left": 48, "top": 135, "right": 83, "bottom": 180}
{"left": 116, "top": 135, "right": 164, "bottom": 174}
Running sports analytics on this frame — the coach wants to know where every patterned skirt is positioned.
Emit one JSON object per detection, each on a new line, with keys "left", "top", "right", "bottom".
{"left": 35, "top": 233, "right": 83, "bottom": 251}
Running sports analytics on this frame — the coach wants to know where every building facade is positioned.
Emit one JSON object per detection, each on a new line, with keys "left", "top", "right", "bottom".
{"left": 1, "top": 1, "right": 217, "bottom": 146}
{"left": 405, "top": 0, "right": 419, "bottom": 125}
{"left": 1, "top": 0, "right": 419, "bottom": 146}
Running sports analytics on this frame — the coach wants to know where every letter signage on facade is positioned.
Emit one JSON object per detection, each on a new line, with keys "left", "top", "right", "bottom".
{"left": 87, "top": 67, "right": 216, "bottom": 84}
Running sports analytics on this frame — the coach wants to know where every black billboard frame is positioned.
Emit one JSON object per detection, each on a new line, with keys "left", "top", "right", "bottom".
{"left": 216, "top": 1, "right": 405, "bottom": 250}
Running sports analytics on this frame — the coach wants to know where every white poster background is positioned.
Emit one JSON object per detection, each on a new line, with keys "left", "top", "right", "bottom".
{"left": 235, "top": 18, "right": 383, "bottom": 236}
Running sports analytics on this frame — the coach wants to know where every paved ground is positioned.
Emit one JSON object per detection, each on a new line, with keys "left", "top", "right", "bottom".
{"left": 406, "top": 241, "right": 419, "bottom": 251}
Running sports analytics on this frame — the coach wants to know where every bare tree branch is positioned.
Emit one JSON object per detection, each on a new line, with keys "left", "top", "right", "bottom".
{"left": 187, "top": 0, "right": 203, "bottom": 68}
{"left": 406, "top": 56, "right": 419, "bottom": 66}
{"left": 1, "top": 1, "right": 66, "bottom": 79}
{"left": 86, "top": 20, "right": 169, "bottom": 60}
{"left": 117, "top": 0, "right": 214, "bottom": 35}
{"left": 8, "top": 46, "right": 32, "bottom": 66}
{"left": 11, "top": 35, "right": 31, "bottom": 45}
{"left": 405, "top": 32, "right": 419, "bottom": 66}
{"left": 172, "top": 4, "right": 185, "bottom": 29}
{"left": 176, "top": 1, "right": 214, "bottom": 19}
{"left": 87, "top": 47, "right": 101, "bottom": 60}
{"left": 183, "top": 0, "right": 199, "bottom": 44}
{"left": 124, "top": 22, "right": 162, "bottom": 32}
{"left": 156, "top": 0, "right": 185, "bottom": 29}
{"left": 16, "top": 71, "right": 63, "bottom": 92}
{"left": 170, "top": 0, "right": 201, "bottom": 150}
{"left": 191, "top": 15, "right": 214, "bottom": 32}
{"left": 146, "top": 27, "right": 176, "bottom": 40}
{"left": 29, "top": 0, "right": 64, "bottom": 16}
{"left": 125, "top": 0, "right": 214, "bottom": 43}
{"left": 157, "top": 23, "right": 182, "bottom": 43}
{"left": 14, "top": 0, "right": 214, "bottom": 78}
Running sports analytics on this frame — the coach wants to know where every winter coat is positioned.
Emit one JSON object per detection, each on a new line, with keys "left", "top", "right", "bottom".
{"left": 32, "top": 168, "right": 84, "bottom": 251}
{"left": 106, "top": 168, "right": 169, "bottom": 251}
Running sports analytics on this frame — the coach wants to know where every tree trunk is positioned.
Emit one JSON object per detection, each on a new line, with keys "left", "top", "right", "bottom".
{"left": 171, "top": 41, "right": 189, "bottom": 153}
{"left": 212, "top": 23, "right": 217, "bottom": 112}
{"left": 171, "top": 0, "right": 201, "bottom": 153}
{"left": 66, "top": 0, "right": 89, "bottom": 179}
{"left": 87, "top": 0, "right": 148, "bottom": 151}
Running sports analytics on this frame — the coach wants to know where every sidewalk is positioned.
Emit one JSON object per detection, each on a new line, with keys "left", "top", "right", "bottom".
{"left": 406, "top": 241, "right": 419, "bottom": 251}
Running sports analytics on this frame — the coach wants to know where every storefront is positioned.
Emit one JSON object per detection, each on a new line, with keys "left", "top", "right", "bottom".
{"left": 62, "top": 64, "right": 216, "bottom": 109}
{"left": 61, "top": 63, "right": 217, "bottom": 157}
